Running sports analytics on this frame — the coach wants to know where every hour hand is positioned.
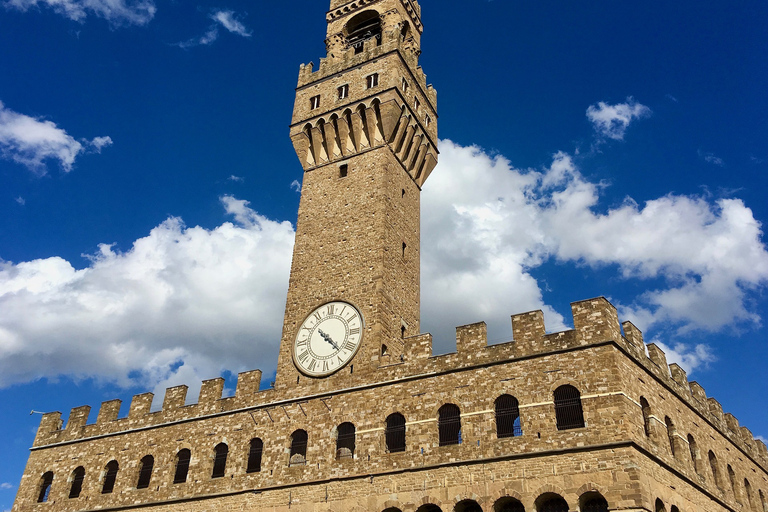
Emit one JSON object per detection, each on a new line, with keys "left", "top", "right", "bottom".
{"left": 318, "top": 329, "right": 339, "bottom": 350}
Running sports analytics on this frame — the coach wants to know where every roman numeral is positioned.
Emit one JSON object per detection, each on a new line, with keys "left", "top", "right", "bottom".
{"left": 313, "top": 312, "right": 322, "bottom": 323}
{"left": 323, "top": 360, "right": 329, "bottom": 372}
{"left": 298, "top": 351, "right": 309, "bottom": 363}
{"left": 307, "top": 359, "right": 317, "bottom": 371}
{"left": 337, "top": 356, "right": 344, "bottom": 365}
{"left": 297, "top": 338, "right": 308, "bottom": 347}
{"left": 349, "top": 327, "right": 360, "bottom": 335}
{"left": 343, "top": 339, "right": 357, "bottom": 352}
{"left": 326, "top": 304, "right": 335, "bottom": 316}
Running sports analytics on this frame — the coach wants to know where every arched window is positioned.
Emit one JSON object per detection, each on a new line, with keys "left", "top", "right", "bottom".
{"left": 455, "top": 499, "right": 483, "bottom": 512}
{"left": 759, "top": 489, "right": 766, "bottom": 512}
{"left": 345, "top": 10, "right": 382, "bottom": 53}
{"left": 136, "top": 455, "right": 153, "bottom": 489}
{"left": 581, "top": 492, "right": 609, "bottom": 512}
{"left": 247, "top": 438, "right": 263, "bottom": 473}
{"left": 493, "top": 497, "right": 525, "bottom": 512}
{"left": 173, "top": 449, "right": 191, "bottom": 484}
{"left": 554, "top": 385, "right": 585, "bottom": 430}
{"left": 655, "top": 499, "right": 666, "bottom": 512}
{"left": 212, "top": 443, "right": 228, "bottom": 478}
{"left": 687, "top": 434, "right": 698, "bottom": 472}
{"left": 69, "top": 467, "right": 85, "bottom": 499}
{"left": 728, "top": 465, "right": 741, "bottom": 504}
{"left": 745, "top": 479, "right": 753, "bottom": 510}
{"left": 538, "top": 494, "right": 568, "bottom": 512}
{"left": 336, "top": 422, "right": 356, "bottom": 459}
{"left": 665, "top": 417, "right": 677, "bottom": 457}
{"left": 708, "top": 451, "right": 721, "bottom": 488}
{"left": 37, "top": 472, "right": 54, "bottom": 503}
{"left": 495, "top": 395, "right": 521, "bottom": 438}
{"left": 385, "top": 413, "right": 406, "bottom": 453}
{"left": 670, "top": 507, "right": 680, "bottom": 512}
{"left": 438, "top": 404, "right": 462, "bottom": 446}
{"left": 415, "top": 505, "right": 443, "bottom": 512}
{"left": 640, "top": 396, "right": 651, "bottom": 437}
{"left": 290, "top": 429, "right": 308, "bottom": 465}
{"left": 101, "top": 461, "right": 119, "bottom": 494}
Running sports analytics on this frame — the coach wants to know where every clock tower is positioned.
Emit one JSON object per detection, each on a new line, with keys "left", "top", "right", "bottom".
{"left": 275, "top": 0, "right": 438, "bottom": 392}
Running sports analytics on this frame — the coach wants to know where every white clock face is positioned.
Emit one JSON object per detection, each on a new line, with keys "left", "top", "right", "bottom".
{"left": 293, "top": 301, "right": 364, "bottom": 377}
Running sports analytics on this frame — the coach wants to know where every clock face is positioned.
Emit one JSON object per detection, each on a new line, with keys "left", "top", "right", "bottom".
{"left": 293, "top": 301, "right": 364, "bottom": 377}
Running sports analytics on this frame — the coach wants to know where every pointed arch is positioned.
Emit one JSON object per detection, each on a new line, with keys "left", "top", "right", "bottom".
{"left": 655, "top": 499, "right": 666, "bottom": 512}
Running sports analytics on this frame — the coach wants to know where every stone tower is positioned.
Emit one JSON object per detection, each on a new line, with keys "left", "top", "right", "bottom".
{"left": 275, "top": 0, "right": 438, "bottom": 392}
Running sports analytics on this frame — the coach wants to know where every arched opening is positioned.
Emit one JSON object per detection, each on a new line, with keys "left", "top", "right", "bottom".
{"left": 655, "top": 499, "right": 666, "bottom": 512}
{"left": 101, "top": 460, "right": 119, "bottom": 494}
{"left": 345, "top": 10, "right": 382, "bottom": 53}
{"left": 759, "top": 489, "right": 766, "bottom": 511}
{"left": 385, "top": 412, "right": 406, "bottom": 453}
{"left": 69, "top": 467, "right": 85, "bottom": 499}
{"left": 37, "top": 472, "right": 54, "bottom": 503}
{"left": 580, "top": 492, "right": 609, "bottom": 512}
{"left": 174, "top": 449, "right": 191, "bottom": 484}
{"left": 136, "top": 455, "right": 153, "bottom": 489}
{"left": 495, "top": 394, "right": 521, "bottom": 438}
{"left": 212, "top": 443, "right": 228, "bottom": 478}
{"left": 416, "top": 505, "right": 443, "bottom": 512}
{"left": 639, "top": 396, "right": 651, "bottom": 437}
{"left": 536, "top": 493, "right": 568, "bottom": 512}
{"left": 553, "top": 385, "right": 585, "bottom": 430}
{"left": 687, "top": 434, "right": 698, "bottom": 472}
{"left": 384, "top": 508, "right": 404, "bottom": 512}
{"left": 744, "top": 479, "right": 753, "bottom": 510}
{"left": 708, "top": 451, "right": 721, "bottom": 488}
{"left": 247, "top": 438, "right": 263, "bottom": 473}
{"left": 728, "top": 465, "right": 741, "bottom": 504}
{"left": 400, "top": 22, "right": 411, "bottom": 41}
{"left": 455, "top": 499, "right": 483, "bottom": 512}
{"left": 670, "top": 506, "right": 680, "bottom": 512}
{"left": 336, "top": 422, "right": 356, "bottom": 459}
{"left": 290, "top": 429, "right": 308, "bottom": 465}
{"left": 665, "top": 416, "right": 676, "bottom": 457}
{"left": 438, "top": 403, "right": 462, "bottom": 446}
{"left": 493, "top": 497, "right": 525, "bottom": 512}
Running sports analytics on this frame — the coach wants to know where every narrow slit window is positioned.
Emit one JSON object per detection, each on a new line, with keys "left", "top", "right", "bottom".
{"left": 366, "top": 73, "right": 379, "bottom": 89}
{"left": 38, "top": 472, "right": 54, "bottom": 503}
{"left": 381, "top": 344, "right": 389, "bottom": 355}
{"left": 414, "top": 97, "right": 421, "bottom": 112}
{"left": 310, "top": 95, "right": 321, "bottom": 110}
{"left": 211, "top": 443, "right": 228, "bottom": 478}
{"left": 665, "top": 417, "right": 676, "bottom": 457}
{"left": 426, "top": 115, "right": 431, "bottom": 127}
{"left": 338, "top": 84, "right": 349, "bottom": 100}
{"left": 688, "top": 434, "right": 699, "bottom": 473}
{"left": 339, "top": 164, "right": 348, "bottom": 178}
{"left": 402, "top": 78, "right": 409, "bottom": 94}
{"left": 640, "top": 397, "right": 651, "bottom": 437}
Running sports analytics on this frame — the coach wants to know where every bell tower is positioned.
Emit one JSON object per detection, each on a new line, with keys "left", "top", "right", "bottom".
{"left": 275, "top": 0, "right": 438, "bottom": 392}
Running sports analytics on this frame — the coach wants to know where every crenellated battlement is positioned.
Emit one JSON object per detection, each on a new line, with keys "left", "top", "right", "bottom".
{"left": 33, "top": 297, "right": 768, "bottom": 472}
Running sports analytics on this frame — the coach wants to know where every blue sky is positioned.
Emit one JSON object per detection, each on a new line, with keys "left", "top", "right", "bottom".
{"left": 1, "top": 0, "right": 767, "bottom": 507}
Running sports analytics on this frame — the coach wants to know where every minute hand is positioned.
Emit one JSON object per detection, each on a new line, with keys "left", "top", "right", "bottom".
{"left": 318, "top": 329, "right": 339, "bottom": 350}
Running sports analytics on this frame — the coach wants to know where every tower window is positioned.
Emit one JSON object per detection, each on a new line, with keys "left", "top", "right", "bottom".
{"left": 426, "top": 115, "right": 432, "bottom": 127}
{"left": 136, "top": 455, "right": 154, "bottom": 489}
{"left": 385, "top": 413, "right": 406, "bottom": 453}
{"left": 438, "top": 404, "right": 462, "bottom": 446}
{"left": 665, "top": 416, "right": 677, "bottom": 457}
{"left": 339, "top": 164, "right": 348, "bottom": 178}
{"left": 336, "top": 423, "right": 356, "bottom": 460}
{"left": 402, "top": 242, "right": 407, "bottom": 257}
{"left": 37, "top": 472, "right": 54, "bottom": 503}
{"left": 174, "top": 449, "right": 191, "bottom": 484}
{"left": 554, "top": 385, "right": 585, "bottom": 430}
{"left": 381, "top": 344, "right": 388, "bottom": 355}
{"left": 402, "top": 78, "right": 409, "bottom": 94}
{"left": 101, "top": 461, "right": 119, "bottom": 494}
{"left": 366, "top": 73, "right": 379, "bottom": 89}
{"left": 495, "top": 394, "right": 522, "bottom": 438}
{"left": 69, "top": 467, "right": 85, "bottom": 499}
{"left": 414, "top": 97, "right": 421, "bottom": 112}
{"left": 289, "top": 429, "right": 308, "bottom": 465}
{"left": 346, "top": 10, "right": 382, "bottom": 54}
{"left": 247, "top": 438, "right": 264, "bottom": 473}
{"left": 338, "top": 84, "right": 349, "bottom": 100}
{"left": 310, "top": 95, "right": 321, "bottom": 110}
{"left": 640, "top": 396, "right": 651, "bottom": 437}
{"left": 211, "top": 443, "right": 228, "bottom": 478}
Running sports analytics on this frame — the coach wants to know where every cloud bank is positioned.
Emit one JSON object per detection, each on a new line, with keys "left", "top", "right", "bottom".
{"left": 4, "top": 0, "right": 156, "bottom": 25}
{"left": 0, "top": 101, "right": 112, "bottom": 174}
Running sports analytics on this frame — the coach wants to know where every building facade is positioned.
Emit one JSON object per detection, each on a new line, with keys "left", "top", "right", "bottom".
{"left": 12, "top": 1, "right": 768, "bottom": 512}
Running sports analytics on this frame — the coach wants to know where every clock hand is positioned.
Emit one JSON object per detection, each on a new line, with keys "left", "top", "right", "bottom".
{"left": 317, "top": 329, "right": 340, "bottom": 350}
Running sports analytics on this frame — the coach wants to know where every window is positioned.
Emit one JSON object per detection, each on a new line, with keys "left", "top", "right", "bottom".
{"left": 426, "top": 115, "right": 431, "bottom": 128}
{"left": 366, "top": 73, "right": 379, "bottom": 89}
{"left": 338, "top": 84, "right": 349, "bottom": 100}
{"left": 174, "top": 449, "right": 191, "bottom": 484}
{"left": 665, "top": 416, "right": 676, "bottom": 457}
{"left": 553, "top": 385, "right": 585, "bottom": 430}
{"left": 414, "top": 97, "right": 421, "bottom": 112}
{"left": 290, "top": 429, "right": 308, "bottom": 465}
{"left": 247, "top": 438, "right": 263, "bottom": 473}
{"left": 655, "top": 499, "right": 666, "bottom": 512}
{"left": 640, "top": 396, "right": 651, "bottom": 437}
{"left": 688, "top": 434, "right": 699, "bottom": 473}
{"left": 345, "top": 10, "right": 382, "bottom": 54}
{"left": 493, "top": 497, "right": 524, "bottom": 512}
{"left": 385, "top": 413, "right": 406, "bottom": 453}
{"left": 402, "top": 242, "right": 407, "bottom": 258}
{"left": 336, "top": 422, "right": 356, "bottom": 459}
{"left": 709, "top": 451, "right": 721, "bottom": 488}
{"left": 136, "top": 455, "right": 153, "bottom": 489}
{"left": 211, "top": 443, "right": 228, "bottom": 478}
{"left": 69, "top": 467, "right": 85, "bottom": 499}
{"left": 101, "top": 461, "right": 119, "bottom": 494}
{"left": 581, "top": 494, "right": 609, "bottom": 512}
{"left": 339, "top": 164, "right": 348, "bottom": 178}
{"left": 37, "top": 472, "right": 54, "bottom": 503}
{"left": 539, "top": 495, "right": 569, "bottom": 512}
{"left": 670, "top": 507, "right": 680, "bottom": 512}
{"left": 745, "top": 479, "right": 753, "bottom": 509}
{"left": 310, "top": 95, "right": 321, "bottom": 110}
{"left": 438, "top": 404, "right": 461, "bottom": 446}
{"left": 728, "top": 465, "right": 741, "bottom": 503}
{"left": 402, "top": 78, "right": 409, "bottom": 94}
{"left": 495, "top": 395, "right": 521, "bottom": 438}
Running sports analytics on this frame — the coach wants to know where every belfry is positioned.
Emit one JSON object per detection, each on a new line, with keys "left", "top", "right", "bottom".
{"left": 12, "top": 2, "right": 768, "bottom": 512}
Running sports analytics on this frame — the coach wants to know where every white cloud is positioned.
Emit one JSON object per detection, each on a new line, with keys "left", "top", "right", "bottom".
{"left": 699, "top": 150, "right": 725, "bottom": 167}
{"left": 0, "top": 196, "right": 294, "bottom": 391}
{"left": 650, "top": 340, "right": 716, "bottom": 375}
{"left": 15, "top": 197, "right": 25, "bottom": 206}
{"left": 3, "top": 0, "right": 155, "bottom": 25}
{"left": 176, "top": 9, "right": 251, "bottom": 49}
{"left": 227, "top": 175, "right": 244, "bottom": 183}
{"left": 0, "top": 101, "right": 111, "bottom": 174}
{"left": 290, "top": 180, "right": 301, "bottom": 193}
{"left": 0, "top": 482, "right": 12, "bottom": 490}
{"left": 586, "top": 97, "right": 651, "bottom": 141}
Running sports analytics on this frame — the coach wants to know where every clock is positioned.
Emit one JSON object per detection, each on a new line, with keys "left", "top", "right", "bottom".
{"left": 293, "top": 301, "right": 364, "bottom": 377}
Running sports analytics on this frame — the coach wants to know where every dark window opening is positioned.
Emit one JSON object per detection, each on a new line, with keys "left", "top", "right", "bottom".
{"left": 339, "top": 164, "right": 348, "bottom": 178}
{"left": 582, "top": 495, "right": 609, "bottom": 512}
{"left": 401, "top": 325, "right": 406, "bottom": 338}
{"left": 38, "top": 472, "right": 54, "bottom": 503}
{"left": 655, "top": 499, "right": 666, "bottom": 512}
{"left": 336, "top": 422, "right": 356, "bottom": 459}
{"left": 539, "top": 496, "right": 569, "bottom": 512}
{"left": 402, "top": 188, "right": 406, "bottom": 198}
{"left": 554, "top": 385, "right": 585, "bottom": 430}
{"left": 728, "top": 465, "right": 741, "bottom": 503}
{"left": 211, "top": 443, "right": 228, "bottom": 478}
{"left": 381, "top": 344, "right": 389, "bottom": 355}
{"left": 101, "top": 461, "right": 119, "bottom": 494}
{"left": 136, "top": 455, "right": 154, "bottom": 489}
{"left": 247, "top": 438, "right": 263, "bottom": 473}
{"left": 665, "top": 416, "right": 677, "bottom": 457}
{"left": 290, "top": 429, "right": 308, "bottom": 465}
{"left": 174, "top": 449, "right": 191, "bottom": 484}
{"left": 386, "top": 413, "right": 406, "bottom": 453}
{"left": 640, "top": 396, "right": 651, "bottom": 437}
{"left": 414, "top": 97, "right": 421, "bottom": 112}
{"left": 310, "top": 95, "right": 320, "bottom": 110}
{"left": 402, "top": 242, "right": 407, "bottom": 258}
{"left": 426, "top": 115, "right": 432, "bottom": 127}
{"left": 709, "top": 451, "right": 721, "bottom": 488}
{"left": 688, "top": 434, "right": 699, "bottom": 473}
{"left": 670, "top": 507, "right": 680, "bottom": 512}
{"left": 69, "top": 467, "right": 85, "bottom": 499}
{"left": 455, "top": 500, "right": 483, "bottom": 512}
{"left": 366, "top": 73, "right": 379, "bottom": 89}
{"left": 493, "top": 497, "right": 524, "bottom": 512}
{"left": 495, "top": 394, "right": 522, "bottom": 438}
{"left": 338, "top": 84, "right": 349, "bottom": 100}
{"left": 346, "top": 10, "right": 381, "bottom": 54}
{"left": 438, "top": 404, "right": 461, "bottom": 446}
{"left": 745, "top": 479, "right": 753, "bottom": 508}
